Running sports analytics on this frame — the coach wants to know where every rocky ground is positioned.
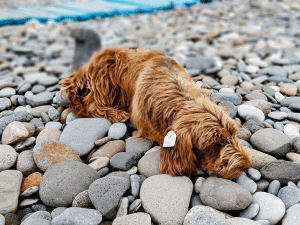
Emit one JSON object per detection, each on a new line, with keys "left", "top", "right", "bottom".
{"left": 0, "top": 0, "right": 90, "bottom": 9}
{"left": 1, "top": 0, "right": 300, "bottom": 224}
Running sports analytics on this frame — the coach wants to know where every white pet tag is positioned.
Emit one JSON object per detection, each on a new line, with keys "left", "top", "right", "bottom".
{"left": 163, "top": 130, "right": 177, "bottom": 147}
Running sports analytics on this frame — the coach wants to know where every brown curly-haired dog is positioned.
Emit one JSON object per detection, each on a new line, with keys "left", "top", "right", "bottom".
{"left": 59, "top": 46, "right": 251, "bottom": 178}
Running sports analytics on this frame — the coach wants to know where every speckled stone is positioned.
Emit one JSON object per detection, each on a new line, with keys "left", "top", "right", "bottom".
{"left": 184, "top": 210, "right": 228, "bottom": 225}
{"left": 112, "top": 213, "right": 151, "bottom": 225}
{"left": 51, "top": 207, "right": 102, "bottom": 225}
{"left": 200, "top": 177, "right": 252, "bottom": 211}
{"left": 261, "top": 161, "right": 300, "bottom": 185}
{"left": 250, "top": 128, "right": 291, "bottom": 158}
{"left": 281, "top": 203, "right": 300, "bottom": 225}
{"left": 245, "top": 91, "right": 267, "bottom": 102}
{"left": 125, "top": 137, "right": 153, "bottom": 154}
{"left": 60, "top": 118, "right": 112, "bottom": 156}
{"left": 140, "top": 175, "right": 193, "bottom": 225}
{"left": 138, "top": 151, "right": 161, "bottom": 177}
{"left": 236, "top": 128, "right": 252, "bottom": 142}
{"left": 88, "top": 176, "right": 130, "bottom": 220}
{"left": 39, "top": 161, "right": 99, "bottom": 207}
{"left": 72, "top": 190, "right": 94, "bottom": 208}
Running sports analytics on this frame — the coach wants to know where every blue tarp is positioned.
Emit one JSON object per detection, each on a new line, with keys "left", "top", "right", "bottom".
{"left": 0, "top": 0, "right": 214, "bottom": 26}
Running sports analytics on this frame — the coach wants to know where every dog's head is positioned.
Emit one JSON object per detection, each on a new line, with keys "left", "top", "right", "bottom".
{"left": 58, "top": 65, "right": 94, "bottom": 118}
{"left": 199, "top": 136, "right": 251, "bottom": 179}
{"left": 160, "top": 102, "right": 251, "bottom": 179}
{"left": 195, "top": 110, "right": 251, "bottom": 178}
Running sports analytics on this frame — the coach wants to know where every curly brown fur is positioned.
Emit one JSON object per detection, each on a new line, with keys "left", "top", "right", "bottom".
{"left": 59, "top": 46, "right": 251, "bottom": 178}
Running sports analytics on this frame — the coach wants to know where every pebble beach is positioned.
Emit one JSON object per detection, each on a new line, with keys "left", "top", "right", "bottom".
{"left": 1, "top": 0, "right": 300, "bottom": 224}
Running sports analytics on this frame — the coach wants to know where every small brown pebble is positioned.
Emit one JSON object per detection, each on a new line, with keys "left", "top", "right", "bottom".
{"left": 236, "top": 128, "right": 251, "bottom": 142}
{"left": 95, "top": 136, "right": 112, "bottom": 146}
{"left": 199, "top": 89, "right": 211, "bottom": 95}
{"left": 57, "top": 106, "right": 64, "bottom": 113}
{"left": 201, "top": 83, "right": 211, "bottom": 89}
{"left": 60, "top": 108, "right": 72, "bottom": 124}
{"left": 72, "top": 190, "right": 94, "bottom": 208}
{"left": 192, "top": 74, "right": 205, "bottom": 82}
{"left": 286, "top": 152, "right": 300, "bottom": 162}
{"left": 280, "top": 83, "right": 297, "bottom": 96}
{"left": 88, "top": 140, "right": 125, "bottom": 161}
{"left": 207, "top": 27, "right": 219, "bottom": 39}
{"left": 261, "top": 122, "right": 272, "bottom": 128}
{"left": 217, "top": 69, "right": 231, "bottom": 78}
{"left": 89, "top": 157, "right": 110, "bottom": 171}
{"left": 256, "top": 179, "right": 269, "bottom": 192}
{"left": 4, "top": 213, "right": 19, "bottom": 225}
{"left": 21, "top": 172, "right": 42, "bottom": 192}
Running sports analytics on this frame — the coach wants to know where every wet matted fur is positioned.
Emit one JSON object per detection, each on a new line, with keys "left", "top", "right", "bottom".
{"left": 59, "top": 46, "right": 251, "bottom": 178}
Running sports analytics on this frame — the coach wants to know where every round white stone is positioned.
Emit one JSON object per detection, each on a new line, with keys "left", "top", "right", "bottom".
{"left": 275, "top": 92, "right": 285, "bottom": 103}
{"left": 253, "top": 192, "right": 285, "bottom": 225}
{"left": 246, "top": 65, "right": 259, "bottom": 74}
{"left": 282, "top": 203, "right": 300, "bottom": 225}
{"left": 270, "top": 86, "right": 280, "bottom": 92}
{"left": 238, "top": 105, "right": 265, "bottom": 122}
{"left": 219, "top": 88, "right": 234, "bottom": 93}
{"left": 108, "top": 122, "right": 127, "bottom": 140}
{"left": 284, "top": 124, "right": 300, "bottom": 140}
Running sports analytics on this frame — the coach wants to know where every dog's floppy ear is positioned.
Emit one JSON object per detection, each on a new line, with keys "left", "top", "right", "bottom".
{"left": 159, "top": 131, "right": 198, "bottom": 176}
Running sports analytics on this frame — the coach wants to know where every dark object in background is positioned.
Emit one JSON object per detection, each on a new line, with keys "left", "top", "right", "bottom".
{"left": 71, "top": 28, "right": 101, "bottom": 70}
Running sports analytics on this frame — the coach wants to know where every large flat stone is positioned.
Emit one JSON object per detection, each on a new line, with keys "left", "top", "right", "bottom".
{"left": 60, "top": 118, "right": 111, "bottom": 156}
{"left": 260, "top": 161, "right": 300, "bottom": 185}
{"left": 140, "top": 174, "right": 193, "bottom": 225}
{"left": 250, "top": 128, "right": 291, "bottom": 158}
{"left": 200, "top": 177, "right": 252, "bottom": 211}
